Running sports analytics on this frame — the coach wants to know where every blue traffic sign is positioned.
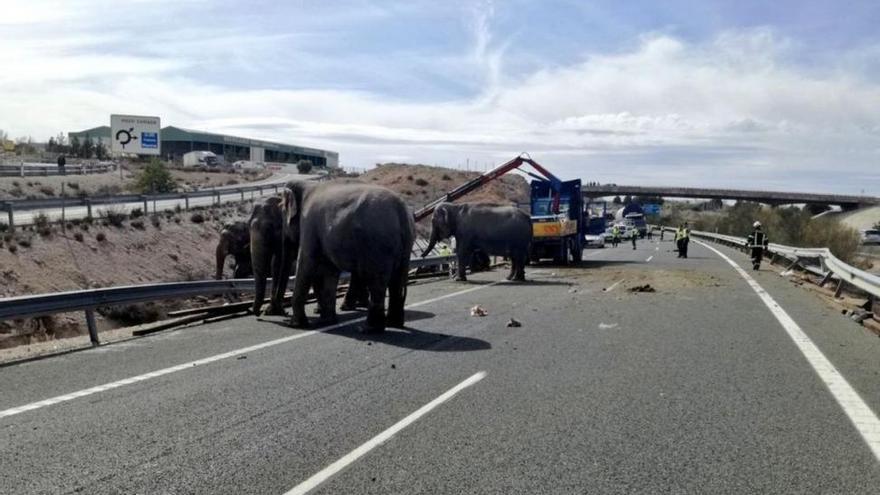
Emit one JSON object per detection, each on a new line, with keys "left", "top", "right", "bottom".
{"left": 141, "top": 132, "right": 158, "bottom": 148}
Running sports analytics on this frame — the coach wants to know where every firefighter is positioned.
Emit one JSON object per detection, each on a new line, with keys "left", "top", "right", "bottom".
{"left": 630, "top": 225, "right": 638, "bottom": 250}
{"left": 746, "top": 221, "right": 769, "bottom": 270}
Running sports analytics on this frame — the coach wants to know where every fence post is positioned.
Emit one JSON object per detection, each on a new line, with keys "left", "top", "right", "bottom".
{"left": 142, "top": 196, "right": 148, "bottom": 215}
{"left": 240, "top": 189, "right": 245, "bottom": 201}
{"left": 85, "top": 199, "right": 92, "bottom": 220}
{"left": 834, "top": 279, "right": 845, "bottom": 298}
{"left": 184, "top": 194, "right": 190, "bottom": 211}
{"left": 274, "top": 184, "right": 278, "bottom": 194}
{"left": 818, "top": 271, "right": 833, "bottom": 287}
{"left": 6, "top": 205, "right": 14, "bottom": 232}
{"left": 20, "top": 160, "right": 24, "bottom": 177}
{"left": 85, "top": 309, "right": 100, "bottom": 346}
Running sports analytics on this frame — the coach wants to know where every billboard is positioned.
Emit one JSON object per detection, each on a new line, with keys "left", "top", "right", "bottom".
{"left": 110, "top": 114, "right": 161, "bottom": 155}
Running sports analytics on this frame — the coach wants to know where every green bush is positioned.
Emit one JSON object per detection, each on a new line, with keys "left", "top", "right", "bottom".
{"left": 135, "top": 159, "right": 176, "bottom": 193}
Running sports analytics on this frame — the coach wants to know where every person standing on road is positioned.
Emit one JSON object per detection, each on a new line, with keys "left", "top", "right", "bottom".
{"left": 746, "top": 221, "right": 769, "bottom": 270}
{"left": 675, "top": 223, "right": 690, "bottom": 258}
{"left": 630, "top": 225, "right": 638, "bottom": 250}
{"left": 681, "top": 222, "right": 691, "bottom": 258}
{"left": 611, "top": 224, "right": 621, "bottom": 247}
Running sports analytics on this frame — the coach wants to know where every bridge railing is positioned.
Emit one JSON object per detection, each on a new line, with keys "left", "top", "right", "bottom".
{"left": 0, "top": 255, "right": 458, "bottom": 347}
{"left": 659, "top": 227, "right": 880, "bottom": 302}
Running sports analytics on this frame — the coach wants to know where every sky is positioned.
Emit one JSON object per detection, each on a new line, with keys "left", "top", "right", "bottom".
{"left": 1, "top": 0, "right": 879, "bottom": 194}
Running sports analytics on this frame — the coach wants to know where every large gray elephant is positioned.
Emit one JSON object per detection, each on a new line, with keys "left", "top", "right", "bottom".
{"left": 277, "top": 181, "right": 414, "bottom": 332}
{"left": 215, "top": 221, "right": 252, "bottom": 280}
{"left": 422, "top": 202, "right": 531, "bottom": 282}
{"left": 249, "top": 196, "right": 285, "bottom": 315}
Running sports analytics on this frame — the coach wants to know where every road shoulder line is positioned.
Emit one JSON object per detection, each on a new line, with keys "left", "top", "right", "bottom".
{"left": 696, "top": 240, "right": 880, "bottom": 461}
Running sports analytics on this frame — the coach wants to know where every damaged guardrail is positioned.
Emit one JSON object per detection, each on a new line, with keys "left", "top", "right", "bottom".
{"left": 0, "top": 255, "right": 457, "bottom": 346}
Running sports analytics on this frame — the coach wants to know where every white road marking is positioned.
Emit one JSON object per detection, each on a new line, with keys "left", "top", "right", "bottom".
{"left": 604, "top": 279, "right": 625, "bottom": 292}
{"left": 645, "top": 256, "right": 654, "bottom": 262}
{"left": 0, "top": 278, "right": 508, "bottom": 420}
{"left": 696, "top": 240, "right": 880, "bottom": 462}
{"left": 284, "top": 371, "right": 487, "bottom": 495}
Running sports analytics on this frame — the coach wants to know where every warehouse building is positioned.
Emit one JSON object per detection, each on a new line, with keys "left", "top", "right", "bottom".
{"left": 68, "top": 126, "right": 338, "bottom": 168}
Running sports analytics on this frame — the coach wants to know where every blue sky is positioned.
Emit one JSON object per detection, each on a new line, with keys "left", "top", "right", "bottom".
{"left": 1, "top": 0, "right": 879, "bottom": 193}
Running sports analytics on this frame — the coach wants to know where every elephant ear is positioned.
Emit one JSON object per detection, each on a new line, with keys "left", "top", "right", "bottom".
{"left": 282, "top": 188, "right": 298, "bottom": 220}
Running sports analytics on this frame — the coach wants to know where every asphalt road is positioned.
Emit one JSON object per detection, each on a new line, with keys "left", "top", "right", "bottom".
{"left": 0, "top": 237, "right": 878, "bottom": 494}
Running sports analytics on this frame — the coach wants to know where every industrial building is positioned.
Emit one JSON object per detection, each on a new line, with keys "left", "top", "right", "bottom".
{"left": 68, "top": 126, "right": 338, "bottom": 168}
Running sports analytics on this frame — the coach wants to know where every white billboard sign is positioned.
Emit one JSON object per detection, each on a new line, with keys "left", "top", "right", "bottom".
{"left": 110, "top": 114, "right": 161, "bottom": 155}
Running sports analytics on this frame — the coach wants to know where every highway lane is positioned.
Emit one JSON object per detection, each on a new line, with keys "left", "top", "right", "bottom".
{"left": 0, "top": 239, "right": 878, "bottom": 493}
{"left": 5, "top": 171, "right": 317, "bottom": 226}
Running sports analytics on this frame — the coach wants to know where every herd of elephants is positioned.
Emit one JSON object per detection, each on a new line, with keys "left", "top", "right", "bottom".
{"left": 214, "top": 180, "right": 533, "bottom": 332}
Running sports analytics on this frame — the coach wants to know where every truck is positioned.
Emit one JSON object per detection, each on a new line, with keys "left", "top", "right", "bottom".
{"left": 182, "top": 151, "right": 219, "bottom": 168}
{"left": 615, "top": 203, "right": 647, "bottom": 237}
{"left": 529, "top": 178, "right": 585, "bottom": 263}
{"left": 414, "top": 154, "right": 588, "bottom": 265}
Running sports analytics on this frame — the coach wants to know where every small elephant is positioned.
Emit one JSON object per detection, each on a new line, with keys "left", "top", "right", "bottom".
{"left": 422, "top": 202, "right": 531, "bottom": 282}
{"left": 277, "top": 181, "right": 414, "bottom": 332}
{"left": 249, "top": 197, "right": 285, "bottom": 315}
{"left": 215, "top": 221, "right": 251, "bottom": 280}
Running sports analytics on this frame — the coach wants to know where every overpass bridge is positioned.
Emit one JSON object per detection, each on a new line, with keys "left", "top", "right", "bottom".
{"left": 582, "top": 184, "right": 880, "bottom": 209}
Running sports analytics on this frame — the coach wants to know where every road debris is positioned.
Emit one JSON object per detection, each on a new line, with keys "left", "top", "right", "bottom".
{"left": 506, "top": 318, "right": 522, "bottom": 328}
{"left": 598, "top": 323, "right": 618, "bottom": 329}
{"left": 470, "top": 305, "right": 488, "bottom": 317}
{"left": 237, "top": 355, "right": 247, "bottom": 360}
{"left": 628, "top": 284, "right": 656, "bottom": 293}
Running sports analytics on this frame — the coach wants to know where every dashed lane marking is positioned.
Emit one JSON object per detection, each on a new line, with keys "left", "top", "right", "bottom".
{"left": 283, "top": 371, "right": 487, "bottom": 495}
{"left": 646, "top": 256, "right": 654, "bottom": 262}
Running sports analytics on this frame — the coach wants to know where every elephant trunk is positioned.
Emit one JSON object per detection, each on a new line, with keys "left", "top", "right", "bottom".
{"left": 421, "top": 233, "right": 437, "bottom": 258}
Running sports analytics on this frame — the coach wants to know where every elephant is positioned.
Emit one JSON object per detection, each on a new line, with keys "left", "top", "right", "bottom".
{"left": 277, "top": 180, "right": 415, "bottom": 332}
{"left": 422, "top": 202, "right": 531, "bottom": 282}
{"left": 249, "top": 196, "right": 286, "bottom": 315}
{"left": 215, "top": 221, "right": 252, "bottom": 280}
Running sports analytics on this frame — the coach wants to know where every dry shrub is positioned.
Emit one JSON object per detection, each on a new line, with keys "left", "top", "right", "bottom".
{"left": 73, "top": 232, "right": 84, "bottom": 242}
{"left": 96, "top": 232, "right": 107, "bottom": 242}
{"left": 190, "top": 212, "right": 205, "bottom": 224}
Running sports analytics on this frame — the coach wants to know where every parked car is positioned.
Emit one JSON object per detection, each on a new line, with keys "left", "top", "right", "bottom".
{"left": 584, "top": 233, "right": 606, "bottom": 248}
{"left": 860, "top": 229, "right": 880, "bottom": 245}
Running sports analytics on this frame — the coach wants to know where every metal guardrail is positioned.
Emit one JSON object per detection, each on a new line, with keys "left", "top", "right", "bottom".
{"left": 0, "top": 182, "right": 290, "bottom": 230}
{"left": 0, "top": 254, "right": 458, "bottom": 345}
{"left": 663, "top": 227, "right": 880, "bottom": 300}
{"left": 0, "top": 163, "right": 114, "bottom": 177}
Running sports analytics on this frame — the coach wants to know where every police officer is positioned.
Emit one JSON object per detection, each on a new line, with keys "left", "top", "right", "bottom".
{"left": 630, "top": 225, "right": 638, "bottom": 250}
{"left": 611, "top": 224, "right": 621, "bottom": 247}
{"left": 746, "top": 221, "right": 769, "bottom": 270}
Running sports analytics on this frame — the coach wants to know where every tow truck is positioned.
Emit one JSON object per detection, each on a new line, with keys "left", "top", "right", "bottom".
{"left": 414, "top": 154, "right": 588, "bottom": 265}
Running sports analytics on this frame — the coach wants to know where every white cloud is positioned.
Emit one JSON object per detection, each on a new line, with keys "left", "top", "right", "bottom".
{"left": 0, "top": 12, "right": 878, "bottom": 193}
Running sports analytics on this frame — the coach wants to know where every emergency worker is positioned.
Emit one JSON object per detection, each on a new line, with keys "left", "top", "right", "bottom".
{"left": 611, "top": 225, "right": 621, "bottom": 247}
{"left": 746, "top": 221, "right": 769, "bottom": 270}
{"left": 630, "top": 225, "right": 638, "bottom": 250}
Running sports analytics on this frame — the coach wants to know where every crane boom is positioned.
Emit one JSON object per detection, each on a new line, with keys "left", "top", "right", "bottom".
{"left": 413, "top": 154, "right": 562, "bottom": 221}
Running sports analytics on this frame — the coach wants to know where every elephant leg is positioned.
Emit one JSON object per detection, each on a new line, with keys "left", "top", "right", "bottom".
{"left": 387, "top": 265, "right": 408, "bottom": 328}
{"left": 506, "top": 258, "right": 517, "bottom": 280}
{"left": 455, "top": 246, "right": 470, "bottom": 282}
{"left": 267, "top": 240, "right": 294, "bottom": 316}
{"left": 514, "top": 252, "right": 527, "bottom": 282}
{"left": 315, "top": 265, "right": 339, "bottom": 325}
{"left": 251, "top": 244, "right": 272, "bottom": 315}
{"left": 364, "top": 278, "right": 387, "bottom": 333}
{"left": 289, "top": 254, "right": 313, "bottom": 328}
{"left": 340, "top": 272, "right": 364, "bottom": 311}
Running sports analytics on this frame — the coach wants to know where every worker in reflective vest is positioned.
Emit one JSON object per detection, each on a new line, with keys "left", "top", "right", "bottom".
{"left": 611, "top": 225, "right": 621, "bottom": 247}
{"left": 675, "top": 224, "right": 690, "bottom": 258}
{"left": 746, "top": 221, "right": 769, "bottom": 270}
{"left": 630, "top": 225, "right": 638, "bottom": 250}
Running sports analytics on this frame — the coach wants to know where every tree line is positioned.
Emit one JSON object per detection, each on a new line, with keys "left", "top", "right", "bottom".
{"left": 47, "top": 133, "right": 109, "bottom": 160}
